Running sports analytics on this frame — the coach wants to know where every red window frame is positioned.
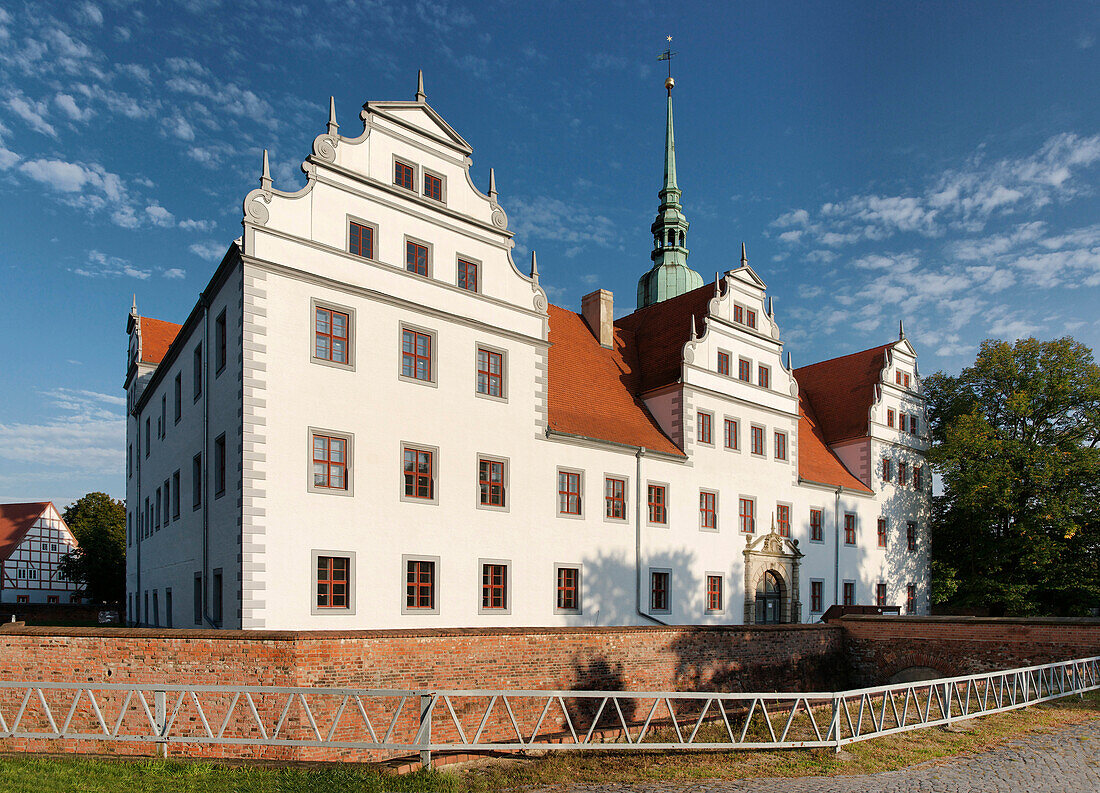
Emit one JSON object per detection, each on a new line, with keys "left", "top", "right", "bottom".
{"left": 312, "top": 434, "right": 347, "bottom": 490}
{"left": 758, "top": 365, "right": 770, "bottom": 389}
{"left": 751, "top": 426, "right": 764, "bottom": 456}
{"left": 394, "top": 160, "right": 414, "bottom": 190}
{"left": 401, "top": 329, "right": 432, "bottom": 381}
{"left": 697, "top": 412, "right": 712, "bottom": 445}
{"left": 558, "top": 471, "right": 581, "bottom": 515}
{"left": 314, "top": 307, "right": 350, "bottom": 364}
{"left": 738, "top": 358, "right": 751, "bottom": 382}
{"left": 843, "top": 582, "right": 855, "bottom": 606}
{"left": 777, "top": 504, "right": 791, "bottom": 537}
{"left": 406, "top": 240, "right": 428, "bottom": 276}
{"left": 739, "top": 498, "right": 755, "bottom": 533}
{"left": 876, "top": 583, "right": 887, "bottom": 606}
{"left": 774, "top": 431, "right": 787, "bottom": 461}
{"left": 700, "top": 491, "right": 717, "bottom": 529}
{"left": 477, "top": 348, "right": 503, "bottom": 397}
{"left": 556, "top": 567, "right": 579, "bottom": 610}
{"left": 877, "top": 517, "right": 887, "bottom": 548}
{"left": 406, "top": 560, "right": 435, "bottom": 610}
{"left": 907, "top": 521, "right": 917, "bottom": 552}
{"left": 349, "top": 221, "right": 373, "bottom": 259}
{"left": 605, "top": 477, "right": 626, "bottom": 520}
{"left": 706, "top": 575, "right": 722, "bottom": 611}
{"left": 882, "top": 458, "right": 892, "bottom": 482}
{"left": 648, "top": 484, "right": 667, "bottom": 524}
{"left": 887, "top": 409, "right": 895, "bottom": 428}
{"left": 724, "top": 418, "right": 739, "bottom": 449}
{"left": 733, "top": 305, "right": 743, "bottom": 324}
{"left": 423, "top": 171, "right": 442, "bottom": 201}
{"left": 745, "top": 309, "right": 757, "bottom": 329}
{"left": 458, "top": 258, "right": 478, "bottom": 292}
{"left": 896, "top": 371, "right": 902, "bottom": 385}
{"left": 811, "top": 580, "right": 823, "bottom": 613}
{"left": 914, "top": 466, "right": 923, "bottom": 490}
{"left": 910, "top": 415, "right": 918, "bottom": 435}
{"left": 844, "top": 513, "right": 856, "bottom": 545}
{"left": 650, "top": 571, "right": 669, "bottom": 611}
{"left": 899, "top": 412, "right": 907, "bottom": 432}
{"left": 717, "top": 351, "right": 730, "bottom": 375}
{"left": 316, "top": 556, "right": 349, "bottom": 608}
{"left": 478, "top": 458, "right": 505, "bottom": 507}
{"left": 906, "top": 584, "right": 916, "bottom": 614}
{"left": 482, "top": 563, "right": 507, "bottom": 609}
{"left": 898, "top": 462, "right": 908, "bottom": 486}
{"left": 810, "top": 508, "right": 823, "bottom": 541}
{"left": 403, "top": 447, "right": 434, "bottom": 499}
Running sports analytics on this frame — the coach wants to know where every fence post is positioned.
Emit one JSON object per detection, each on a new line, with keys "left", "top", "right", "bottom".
{"left": 831, "top": 695, "right": 842, "bottom": 753}
{"left": 154, "top": 690, "right": 167, "bottom": 759}
{"left": 419, "top": 692, "right": 433, "bottom": 769}
{"left": 944, "top": 682, "right": 951, "bottom": 725}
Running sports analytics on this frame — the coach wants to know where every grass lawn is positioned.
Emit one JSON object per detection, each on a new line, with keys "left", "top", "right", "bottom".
{"left": 0, "top": 692, "right": 1096, "bottom": 792}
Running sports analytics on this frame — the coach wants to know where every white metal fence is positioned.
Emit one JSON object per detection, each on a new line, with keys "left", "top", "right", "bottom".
{"left": 0, "top": 655, "right": 1095, "bottom": 766}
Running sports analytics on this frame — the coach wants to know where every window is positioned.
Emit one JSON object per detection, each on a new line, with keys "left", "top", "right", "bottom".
{"left": 724, "top": 418, "right": 739, "bottom": 450}
{"left": 160, "top": 396, "right": 166, "bottom": 438}
{"left": 896, "top": 370, "right": 911, "bottom": 388}
{"left": 405, "top": 559, "right": 436, "bottom": 611}
{"left": 349, "top": 220, "right": 374, "bottom": 258}
{"left": 909, "top": 415, "right": 918, "bottom": 435}
{"left": 738, "top": 358, "right": 751, "bottom": 382}
{"left": 887, "top": 408, "right": 895, "bottom": 428}
{"left": 843, "top": 581, "right": 855, "bottom": 606}
{"left": 907, "top": 584, "right": 916, "bottom": 614}
{"left": 556, "top": 566, "right": 580, "bottom": 612}
{"left": 192, "top": 453, "right": 202, "bottom": 509}
{"left": 481, "top": 562, "right": 508, "bottom": 611}
{"left": 394, "top": 159, "right": 414, "bottom": 190}
{"left": 213, "top": 433, "right": 226, "bottom": 497}
{"left": 458, "top": 258, "right": 478, "bottom": 292}
{"left": 172, "top": 470, "right": 180, "bottom": 519}
{"left": 127, "top": 444, "right": 132, "bottom": 479}
{"left": 774, "top": 431, "right": 787, "bottom": 461}
{"left": 478, "top": 457, "right": 506, "bottom": 508}
{"left": 605, "top": 477, "right": 626, "bottom": 520}
{"left": 697, "top": 411, "right": 712, "bottom": 445}
{"left": 401, "top": 328, "right": 432, "bottom": 382}
{"left": 211, "top": 568, "right": 222, "bottom": 626}
{"left": 162, "top": 481, "right": 170, "bottom": 525}
{"left": 153, "top": 591, "right": 159, "bottom": 627}
{"left": 193, "top": 344, "right": 202, "bottom": 400}
{"left": 882, "top": 458, "right": 892, "bottom": 483}
{"left": 776, "top": 504, "right": 791, "bottom": 537}
{"left": 165, "top": 589, "right": 172, "bottom": 628}
{"left": 558, "top": 470, "right": 582, "bottom": 515}
{"left": 47, "top": 595, "right": 58, "bottom": 604}
{"left": 734, "top": 304, "right": 743, "bottom": 323}
{"left": 406, "top": 240, "right": 428, "bottom": 276}
{"left": 877, "top": 517, "right": 887, "bottom": 548}
{"left": 914, "top": 465, "right": 923, "bottom": 490}
{"left": 907, "top": 521, "right": 917, "bottom": 552}
{"left": 898, "top": 461, "right": 908, "bottom": 486}
{"left": 127, "top": 512, "right": 132, "bottom": 547}
{"left": 314, "top": 306, "right": 350, "bottom": 365}
{"left": 316, "top": 556, "right": 350, "bottom": 608}
{"left": 876, "top": 583, "right": 887, "bottom": 606}
{"left": 476, "top": 347, "right": 503, "bottom": 397}
{"left": 215, "top": 309, "right": 226, "bottom": 374}
{"left": 647, "top": 484, "right": 667, "bottom": 525}
{"left": 699, "top": 491, "right": 717, "bottom": 530}
{"left": 750, "top": 425, "right": 765, "bottom": 456}
{"left": 745, "top": 309, "right": 757, "bottom": 329}
{"left": 739, "top": 497, "right": 755, "bottom": 533}
{"left": 758, "top": 364, "right": 770, "bottom": 389}
{"left": 810, "top": 580, "right": 824, "bottom": 613}
{"left": 899, "top": 412, "right": 907, "bottom": 433}
{"left": 717, "top": 351, "right": 729, "bottom": 375}
{"left": 16, "top": 595, "right": 27, "bottom": 604}
{"left": 403, "top": 446, "right": 434, "bottom": 501}
{"left": 144, "top": 497, "right": 149, "bottom": 537}
{"left": 311, "top": 433, "right": 348, "bottom": 491}
{"left": 145, "top": 418, "right": 150, "bottom": 457}
{"left": 650, "top": 570, "right": 670, "bottom": 612}
{"left": 194, "top": 573, "right": 202, "bottom": 625}
{"left": 174, "top": 374, "right": 182, "bottom": 422}
{"left": 810, "top": 508, "right": 823, "bottom": 542}
{"left": 423, "top": 171, "right": 443, "bottom": 201}
{"left": 844, "top": 513, "right": 856, "bottom": 545}
{"left": 706, "top": 575, "right": 722, "bottom": 612}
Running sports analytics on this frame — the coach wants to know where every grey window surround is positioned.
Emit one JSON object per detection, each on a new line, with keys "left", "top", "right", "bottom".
{"left": 476, "top": 453, "right": 510, "bottom": 513}
{"left": 456, "top": 252, "right": 481, "bottom": 293}
{"left": 555, "top": 466, "right": 585, "bottom": 520}
{"left": 844, "top": 513, "right": 858, "bottom": 545}
{"left": 696, "top": 409, "right": 715, "bottom": 447}
{"left": 400, "top": 441, "right": 440, "bottom": 505}
{"left": 738, "top": 494, "right": 757, "bottom": 534}
{"left": 649, "top": 567, "right": 672, "bottom": 615}
{"left": 345, "top": 214, "right": 379, "bottom": 261}
{"left": 775, "top": 500, "right": 793, "bottom": 536}
{"left": 723, "top": 415, "right": 741, "bottom": 452}
{"left": 774, "top": 430, "right": 789, "bottom": 463}
{"left": 699, "top": 488, "right": 720, "bottom": 532}
{"left": 401, "top": 554, "right": 440, "bottom": 615}
{"left": 473, "top": 340, "right": 508, "bottom": 403}
{"left": 422, "top": 165, "right": 447, "bottom": 204}
{"left": 398, "top": 321, "right": 438, "bottom": 388}
{"left": 750, "top": 423, "right": 768, "bottom": 458}
{"left": 843, "top": 580, "right": 857, "bottom": 606}
{"left": 808, "top": 506, "right": 826, "bottom": 543}
{"left": 478, "top": 557, "right": 511, "bottom": 615}
{"left": 392, "top": 154, "right": 419, "bottom": 194}
{"left": 310, "top": 298, "right": 357, "bottom": 371}
{"left": 307, "top": 427, "right": 354, "bottom": 497}
{"left": 704, "top": 571, "right": 725, "bottom": 614}
{"left": 311, "top": 549, "right": 357, "bottom": 616}
{"left": 553, "top": 562, "right": 583, "bottom": 615}
{"left": 602, "top": 473, "right": 630, "bottom": 524}
{"left": 403, "top": 233, "right": 434, "bottom": 279}
{"left": 645, "top": 480, "right": 670, "bottom": 528}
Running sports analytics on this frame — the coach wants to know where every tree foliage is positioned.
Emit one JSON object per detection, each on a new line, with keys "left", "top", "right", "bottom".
{"left": 926, "top": 337, "right": 1100, "bottom": 615}
{"left": 57, "top": 492, "right": 126, "bottom": 604}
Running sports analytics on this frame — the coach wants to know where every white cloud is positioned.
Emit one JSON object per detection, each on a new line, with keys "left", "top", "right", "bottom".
{"left": 178, "top": 218, "right": 214, "bottom": 232}
{"left": 163, "top": 268, "right": 186, "bottom": 279}
{"left": 19, "top": 158, "right": 113, "bottom": 193}
{"left": 189, "top": 241, "right": 225, "bottom": 261}
{"left": 5, "top": 95, "right": 56, "bottom": 137}
{"left": 508, "top": 195, "right": 619, "bottom": 250}
{"left": 145, "top": 204, "right": 175, "bottom": 226}
{"left": 54, "top": 93, "right": 94, "bottom": 122}
{"left": 75, "top": 2, "right": 103, "bottom": 26}
{"left": 0, "top": 389, "right": 123, "bottom": 474}
{"left": 74, "top": 250, "right": 150, "bottom": 279}
{"left": 772, "top": 208, "right": 809, "bottom": 228}
{"left": 986, "top": 305, "right": 1040, "bottom": 341}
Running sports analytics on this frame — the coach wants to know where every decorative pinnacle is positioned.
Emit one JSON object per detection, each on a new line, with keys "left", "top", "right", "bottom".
{"left": 899, "top": 319, "right": 906, "bottom": 340}
{"left": 260, "top": 148, "right": 272, "bottom": 191}
{"left": 415, "top": 69, "right": 426, "bottom": 103}
{"left": 327, "top": 96, "right": 338, "bottom": 135}
{"left": 690, "top": 314, "right": 697, "bottom": 340}
{"left": 714, "top": 271, "right": 720, "bottom": 296}
{"left": 768, "top": 296, "right": 774, "bottom": 318}
{"left": 787, "top": 350, "right": 793, "bottom": 370}
{"left": 489, "top": 167, "right": 497, "bottom": 200}
{"left": 529, "top": 250, "right": 539, "bottom": 282}
{"left": 741, "top": 241, "right": 748, "bottom": 266}
{"left": 130, "top": 294, "right": 137, "bottom": 316}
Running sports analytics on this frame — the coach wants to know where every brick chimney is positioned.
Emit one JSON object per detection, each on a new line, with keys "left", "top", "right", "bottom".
{"left": 581, "top": 289, "right": 614, "bottom": 348}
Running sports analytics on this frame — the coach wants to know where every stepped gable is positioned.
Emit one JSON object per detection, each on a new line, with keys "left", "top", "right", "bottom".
{"left": 546, "top": 304, "right": 684, "bottom": 457}
{"left": 139, "top": 318, "right": 182, "bottom": 365}
{"left": 795, "top": 343, "right": 891, "bottom": 445}
{"left": 614, "top": 282, "right": 714, "bottom": 394}
{"left": 797, "top": 395, "right": 873, "bottom": 493}
{"left": 0, "top": 502, "right": 49, "bottom": 560}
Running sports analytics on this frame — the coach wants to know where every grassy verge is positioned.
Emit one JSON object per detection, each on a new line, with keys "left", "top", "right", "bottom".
{"left": 0, "top": 693, "right": 1096, "bottom": 792}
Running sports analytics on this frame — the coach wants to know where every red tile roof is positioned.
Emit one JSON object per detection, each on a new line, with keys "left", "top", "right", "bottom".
{"left": 139, "top": 317, "right": 182, "bottom": 365}
{"left": 0, "top": 502, "right": 50, "bottom": 561}
{"left": 794, "top": 344, "right": 891, "bottom": 445}
{"left": 796, "top": 396, "right": 873, "bottom": 493}
{"left": 615, "top": 283, "right": 714, "bottom": 393}
{"left": 546, "top": 305, "right": 684, "bottom": 457}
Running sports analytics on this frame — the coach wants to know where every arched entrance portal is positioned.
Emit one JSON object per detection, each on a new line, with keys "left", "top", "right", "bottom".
{"left": 755, "top": 570, "right": 783, "bottom": 624}
{"left": 743, "top": 529, "right": 803, "bottom": 624}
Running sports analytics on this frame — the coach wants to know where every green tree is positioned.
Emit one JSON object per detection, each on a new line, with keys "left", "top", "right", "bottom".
{"left": 926, "top": 337, "right": 1100, "bottom": 616}
{"left": 58, "top": 492, "right": 126, "bottom": 604}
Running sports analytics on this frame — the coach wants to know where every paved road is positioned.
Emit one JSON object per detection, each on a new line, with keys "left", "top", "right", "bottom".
{"left": 536, "top": 718, "right": 1100, "bottom": 793}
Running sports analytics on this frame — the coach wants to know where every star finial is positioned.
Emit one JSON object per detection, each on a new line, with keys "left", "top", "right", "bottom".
{"left": 667, "top": 35, "right": 672, "bottom": 42}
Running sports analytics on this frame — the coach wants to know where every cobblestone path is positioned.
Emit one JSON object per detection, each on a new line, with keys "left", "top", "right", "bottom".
{"left": 533, "top": 718, "right": 1100, "bottom": 793}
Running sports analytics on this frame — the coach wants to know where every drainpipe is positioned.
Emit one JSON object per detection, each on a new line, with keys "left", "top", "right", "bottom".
{"left": 833, "top": 486, "right": 842, "bottom": 608}
{"left": 635, "top": 447, "right": 666, "bottom": 626}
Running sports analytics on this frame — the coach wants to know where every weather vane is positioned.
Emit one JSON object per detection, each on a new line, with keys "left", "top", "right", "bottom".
{"left": 657, "top": 36, "right": 677, "bottom": 90}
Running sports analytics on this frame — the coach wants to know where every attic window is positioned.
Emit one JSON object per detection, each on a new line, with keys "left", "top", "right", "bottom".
{"left": 423, "top": 172, "right": 443, "bottom": 201}
{"left": 394, "top": 160, "right": 415, "bottom": 191}
{"left": 745, "top": 309, "right": 757, "bottom": 329}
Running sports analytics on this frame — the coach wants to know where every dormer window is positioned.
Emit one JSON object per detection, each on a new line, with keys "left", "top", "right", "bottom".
{"left": 895, "top": 370, "right": 911, "bottom": 388}
{"left": 733, "top": 305, "right": 743, "bottom": 324}
{"left": 394, "top": 160, "right": 415, "bottom": 191}
{"left": 745, "top": 309, "right": 757, "bottom": 329}
{"left": 423, "top": 172, "right": 442, "bottom": 201}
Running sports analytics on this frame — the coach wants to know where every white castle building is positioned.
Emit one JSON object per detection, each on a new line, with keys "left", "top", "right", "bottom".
{"left": 124, "top": 74, "right": 929, "bottom": 630}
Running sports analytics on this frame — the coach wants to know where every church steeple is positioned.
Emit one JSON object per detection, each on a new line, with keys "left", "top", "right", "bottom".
{"left": 637, "top": 67, "right": 703, "bottom": 310}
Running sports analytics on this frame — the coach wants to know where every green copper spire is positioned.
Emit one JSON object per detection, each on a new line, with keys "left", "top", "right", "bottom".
{"left": 637, "top": 76, "right": 703, "bottom": 310}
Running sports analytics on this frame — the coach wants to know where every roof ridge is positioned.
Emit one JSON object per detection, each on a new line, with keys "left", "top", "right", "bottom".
{"left": 795, "top": 342, "right": 893, "bottom": 373}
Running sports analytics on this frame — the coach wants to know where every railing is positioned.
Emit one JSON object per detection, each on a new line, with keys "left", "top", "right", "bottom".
{"left": 0, "top": 656, "right": 1095, "bottom": 766}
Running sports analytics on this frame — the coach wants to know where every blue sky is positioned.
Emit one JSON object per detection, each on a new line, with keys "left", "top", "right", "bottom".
{"left": 1, "top": 0, "right": 1098, "bottom": 505}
